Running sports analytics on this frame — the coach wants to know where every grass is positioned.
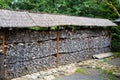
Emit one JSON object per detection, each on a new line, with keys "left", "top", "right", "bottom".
{"left": 102, "top": 70, "right": 113, "bottom": 75}
{"left": 100, "top": 69, "right": 118, "bottom": 80}
{"left": 95, "top": 66, "right": 101, "bottom": 69}
{"left": 113, "top": 52, "right": 120, "bottom": 57}
{"left": 102, "top": 59, "right": 108, "bottom": 62}
{"left": 76, "top": 68, "right": 86, "bottom": 74}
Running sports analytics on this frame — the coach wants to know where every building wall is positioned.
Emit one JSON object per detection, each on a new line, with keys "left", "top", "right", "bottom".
{"left": 0, "top": 29, "right": 111, "bottom": 79}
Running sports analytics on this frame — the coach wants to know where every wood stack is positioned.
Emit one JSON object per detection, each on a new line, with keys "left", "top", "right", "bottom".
{"left": 0, "top": 29, "right": 111, "bottom": 79}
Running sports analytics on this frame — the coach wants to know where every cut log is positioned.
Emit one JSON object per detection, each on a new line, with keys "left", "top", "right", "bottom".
{"left": 92, "top": 52, "right": 113, "bottom": 59}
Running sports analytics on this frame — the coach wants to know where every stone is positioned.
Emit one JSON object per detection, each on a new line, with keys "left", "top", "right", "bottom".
{"left": 101, "top": 67, "right": 105, "bottom": 69}
{"left": 92, "top": 66, "right": 96, "bottom": 69}
{"left": 30, "top": 74, "right": 38, "bottom": 80}
{"left": 64, "top": 68, "right": 76, "bottom": 76}
{"left": 53, "top": 73, "right": 59, "bottom": 77}
{"left": 43, "top": 75, "right": 55, "bottom": 80}
{"left": 52, "top": 69, "right": 58, "bottom": 74}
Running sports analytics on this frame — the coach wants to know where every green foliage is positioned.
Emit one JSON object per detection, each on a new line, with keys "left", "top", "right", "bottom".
{"left": 111, "top": 26, "right": 120, "bottom": 52}
{"left": 112, "top": 26, "right": 120, "bottom": 35}
{"left": 95, "top": 66, "right": 101, "bottom": 69}
{"left": 102, "top": 70, "right": 113, "bottom": 75}
{"left": 30, "top": 26, "right": 41, "bottom": 30}
{"left": 76, "top": 68, "right": 86, "bottom": 74}
{"left": 30, "top": 26, "right": 48, "bottom": 31}
{"left": 101, "top": 70, "right": 118, "bottom": 80}
{"left": 111, "top": 40, "right": 120, "bottom": 52}
{"left": 29, "top": 26, "right": 57, "bottom": 31}
{"left": 112, "top": 33, "right": 120, "bottom": 40}
{"left": 0, "top": 0, "right": 11, "bottom": 8}
{"left": 113, "top": 52, "right": 120, "bottom": 57}
{"left": 50, "top": 26, "right": 57, "bottom": 30}
{"left": 0, "top": 0, "right": 119, "bottom": 19}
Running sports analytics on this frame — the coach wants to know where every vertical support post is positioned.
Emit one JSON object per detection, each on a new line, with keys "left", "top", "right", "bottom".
{"left": 2, "top": 30, "right": 6, "bottom": 56}
{"left": 56, "top": 27, "right": 60, "bottom": 67}
{"left": 88, "top": 29, "right": 90, "bottom": 59}
{"left": 109, "top": 30, "right": 112, "bottom": 51}
{"left": 0, "top": 29, "right": 6, "bottom": 80}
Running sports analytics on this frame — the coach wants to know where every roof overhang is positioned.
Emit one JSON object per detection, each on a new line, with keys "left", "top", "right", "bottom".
{"left": 114, "top": 18, "right": 120, "bottom": 23}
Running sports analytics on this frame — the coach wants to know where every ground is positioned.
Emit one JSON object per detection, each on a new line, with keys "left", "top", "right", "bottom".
{"left": 58, "top": 58, "right": 120, "bottom": 80}
{"left": 12, "top": 57, "right": 120, "bottom": 80}
{"left": 59, "top": 69, "right": 115, "bottom": 80}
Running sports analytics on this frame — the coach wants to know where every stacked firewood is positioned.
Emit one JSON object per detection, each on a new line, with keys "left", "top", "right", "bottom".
{"left": 0, "top": 29, "right": 111, "bottom": 79}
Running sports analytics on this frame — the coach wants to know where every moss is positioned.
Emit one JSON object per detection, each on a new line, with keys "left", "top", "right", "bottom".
{"left": 29, "top": 26, "right": 49, "bottom": 30}
{"left": 95, "top": 66, "right": 101, "bottom": 69}
{"left": 76, "top": 68, "right": 86, "bottom": 74}
{"left": 102, "top": 59, "right": 108, "bottom": 62}
{"left": 113, "top": 52, "right": 120, "bottom": 57}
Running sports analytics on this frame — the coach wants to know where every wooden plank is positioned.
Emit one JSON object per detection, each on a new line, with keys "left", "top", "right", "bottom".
{"left": 56, "top": 28, "right": 60, "bottom": 67}
{"left": 92, "top": 52, "right": 113, "bottom": 59}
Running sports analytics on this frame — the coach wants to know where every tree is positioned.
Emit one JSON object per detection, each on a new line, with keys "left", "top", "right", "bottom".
{"left": 0, "top": 0, "right": 10, "bottom": 8}
{"left": 102, "top": 0, "right": 120, "bottom": 17}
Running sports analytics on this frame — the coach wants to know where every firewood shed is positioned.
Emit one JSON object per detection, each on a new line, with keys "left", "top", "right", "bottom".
{"left": 0, "top": 9, "right": 117, "bottom": 80}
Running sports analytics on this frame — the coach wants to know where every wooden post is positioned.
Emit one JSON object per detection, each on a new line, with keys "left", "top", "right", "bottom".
{"left": 88, "top": 30, "right": 90, "bottom": 59}
{"left": 0, "top": 29, "right": 6, "bottom": 80}
{"left": 2, "top": 31, "right": 6, "bottom": 56}
{"left": 56, "top": 27, "right": 60, "bottom": 67}
{"left": 109, "top": 30, "right": 112, "bottom": 51}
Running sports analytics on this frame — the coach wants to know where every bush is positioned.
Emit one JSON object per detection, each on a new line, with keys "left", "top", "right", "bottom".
{"left": 111, "top": 40, "right": 120, "bottom": 52}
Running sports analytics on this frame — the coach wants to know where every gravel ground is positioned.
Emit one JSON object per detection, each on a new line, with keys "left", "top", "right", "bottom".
{"left": 12, "top": 57, "right": 120, "bottom": 80}
{"left": 59, "top": 69, "right": 108, "bottom": 80}
{"left": 58, "top": 68, "right": 119, "bottom": 80}
{"left": 107, "top": 58, "right": 120, "bottom": 66}
{"left": 58, "top": 58, "right": 120, "bottom": 80}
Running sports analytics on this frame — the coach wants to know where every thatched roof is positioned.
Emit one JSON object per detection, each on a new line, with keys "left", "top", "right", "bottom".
{"left": 0, "top": 9, "right": 36, "bottom": 27}
{"left": 29, "top": 13, "right": 117, "bottom": 27}
{"left": 0, "top": 9, "right": 117, "bottom": 28}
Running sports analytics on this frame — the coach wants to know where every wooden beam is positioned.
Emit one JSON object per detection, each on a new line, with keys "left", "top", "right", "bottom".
{"left": 88, "top": 30, "right": 90, "bottom": 59}
{"left": 109, "top": 30, "right": 112, "bottom": 51}
{"left": 56, "top": 27, "right": 60, "bottom": 67}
